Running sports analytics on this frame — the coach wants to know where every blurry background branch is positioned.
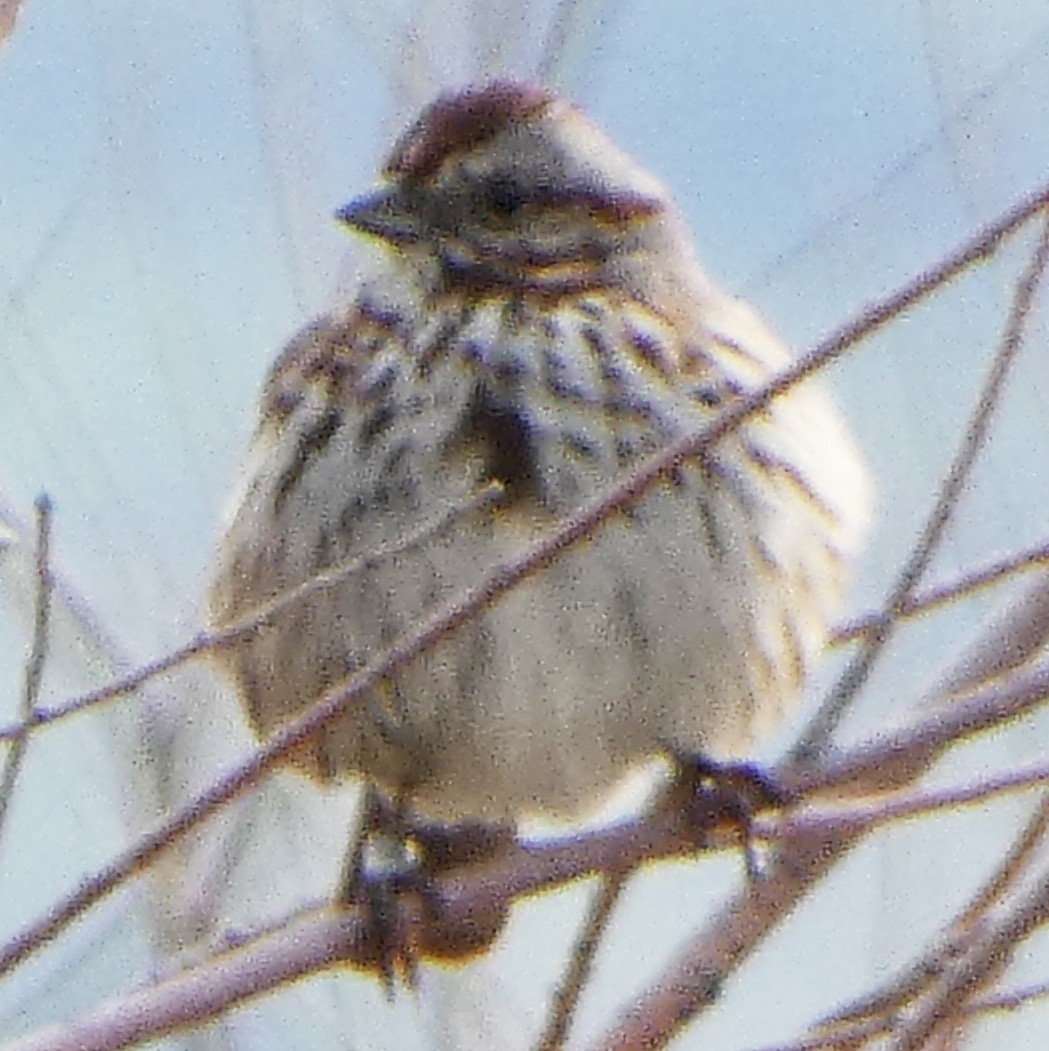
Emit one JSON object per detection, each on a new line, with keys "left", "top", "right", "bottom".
{"left": 0, "top": 497, "right": 53, "bottom": 845}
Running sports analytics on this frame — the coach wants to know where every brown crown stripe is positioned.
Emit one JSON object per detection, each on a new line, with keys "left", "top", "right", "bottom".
{"left": 387, "top": 82, "right": 553, "bottom": 180}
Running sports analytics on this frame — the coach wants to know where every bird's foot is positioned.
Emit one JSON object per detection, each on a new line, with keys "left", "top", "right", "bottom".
{"left": 338, "top": 790, "right": 515, "bottom": 990}
{"left": 665, "top": 754, "right": 789, "bottom": 880}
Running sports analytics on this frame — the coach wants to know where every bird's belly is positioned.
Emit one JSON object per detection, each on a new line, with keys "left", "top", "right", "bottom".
{"left": 209, "top": 299, "right": 860, "bottom": 823}
{"left": 299, "top": 474, "right": 773, "bottom": 823}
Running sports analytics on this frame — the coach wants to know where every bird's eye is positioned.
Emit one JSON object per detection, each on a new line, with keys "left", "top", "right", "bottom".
{"left": 483, "top": 176, "right": 528, "bottom": 217}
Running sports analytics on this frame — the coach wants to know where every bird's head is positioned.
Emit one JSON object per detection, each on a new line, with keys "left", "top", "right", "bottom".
{"left": 337, "top": 82, "right": 674, "bottom": 295}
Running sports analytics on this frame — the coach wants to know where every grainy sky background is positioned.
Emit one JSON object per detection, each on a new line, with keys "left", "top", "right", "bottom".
{"left": 3, "top": 3, "right": 1049, "bottom": 1049}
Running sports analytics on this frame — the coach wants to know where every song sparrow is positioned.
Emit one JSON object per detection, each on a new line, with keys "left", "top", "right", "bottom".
{"left": 207, "top": 82, "right": 871, "bottom": 831}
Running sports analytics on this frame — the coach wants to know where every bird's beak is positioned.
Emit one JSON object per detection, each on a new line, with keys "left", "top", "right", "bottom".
{"left": 335, "top": 187, "right": 421, "bottom": 245}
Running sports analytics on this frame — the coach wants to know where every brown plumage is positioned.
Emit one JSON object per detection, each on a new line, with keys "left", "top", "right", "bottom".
{"left": 208, "top": 82, "right": 871, "bottom": 823}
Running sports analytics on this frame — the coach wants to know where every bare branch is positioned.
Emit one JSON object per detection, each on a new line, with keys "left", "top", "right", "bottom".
{"left": 7, "top": 647, "right": 1049, "bottom": 1051}
{"left": 769, "top": 763, "right": 1049, "bottom": 840}
{"left": 796, "top": 210, "right": 1049, "bottom": 758}
{"left": 833, "top": 537, "right": 1049, "bottom": 646}
{"left": 967, "top": 978, "right": 1049, "bottom": 1019}
{"left": 0, "top": 496, "right": 54, "bottom": 846}
{"left": 807, "top": 798, "right": 1049, "bottom": 1050}
{"left": 0, "top": 482, "right": 505, "bottom": 744}
{"left": 931, "top": 568, "right": 1049, "bottom": 701}
{"left": 536, "top": 871, "right": 629, "bottom": 1051}
{"left": 588, "top": 646, "right": 1049, "bottom": 1051}
{"left": 5, "top": 172, "right": 1048, "bottom": 754}
{"left": 0, "top": 802, "right": 742, "bottom": 1051}
{"left": 887, "top": 868, "right": 1049, "bottom": 1050}
{"left": 749, "top": 971, "right": 1049, "bottom": 1051}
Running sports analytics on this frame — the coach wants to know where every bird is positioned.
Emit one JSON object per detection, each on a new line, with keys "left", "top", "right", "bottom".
{"left": 207, "top": 80, "right": 871, "bottom": 872}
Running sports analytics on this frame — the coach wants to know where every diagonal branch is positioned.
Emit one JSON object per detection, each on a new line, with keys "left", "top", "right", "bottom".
{"left": 0, "top": 230, "right": 896, "bottom": 977}
{"left": 589, "top": 641, "right": 1049, "bottom": 1051}
{"left": 6, "top": 651, "right": 1049, "bottom": 1051}
{"left": 833, "top": 536, "right": 1049, "bottom": 646}
{"left": 7, "top": 646, "right": 1049, "bottom": 1051}
{"left": 0, "top": 483, "right": 505, "bottom": 744}
{"left": 4, "top": 171, "right": 1048, "bottom": 751}
{"left": 804, "top": 796, "right": 1049, "bottom": 1051}
{"left": 795, "top": 209, "right": 1049, "bottom": 759}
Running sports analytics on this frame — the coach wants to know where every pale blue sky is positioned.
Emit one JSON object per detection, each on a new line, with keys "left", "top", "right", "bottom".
{"left": 3, "top": 4, "right": 1049, "bottom": 1048}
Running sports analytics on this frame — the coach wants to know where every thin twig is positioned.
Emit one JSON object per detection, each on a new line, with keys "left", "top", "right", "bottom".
{"left": 805, "top": 796, "right": 1049, "bottom": 1050}
{"left": 795, "top": 208, "right": 1049, "bottom": 761}
{"left": 0, "top": 496, "right": 54, "bottom": 847}
{"left": 0, "top": 482, "right": 505, "bottom": 744}
{"left": 536, "top": 871, "right": 629, "bottom": 1051}
{"left": 887, "top": 863, "right": 1049, "bottom": 1051}
{"left": 589, "top": 661, "right": 1049, "bottom": 1049}
{"left": 746, "top": 969, "right": 1049, "bottom": 1051}
{"left": 967, "top": 977, "right": 1049, "bottom": 1017}
{"left": 832, "top": 537, "right": 1049, "bottom": 645}
{"left": 955, "top": 798, "right": 1049, "bottom": 928}
{"left": 930, "top": 566, "right": 1049, "bottom": 702}
{"left": 765, "top": 760, "right": 1049, "bottom": 842}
